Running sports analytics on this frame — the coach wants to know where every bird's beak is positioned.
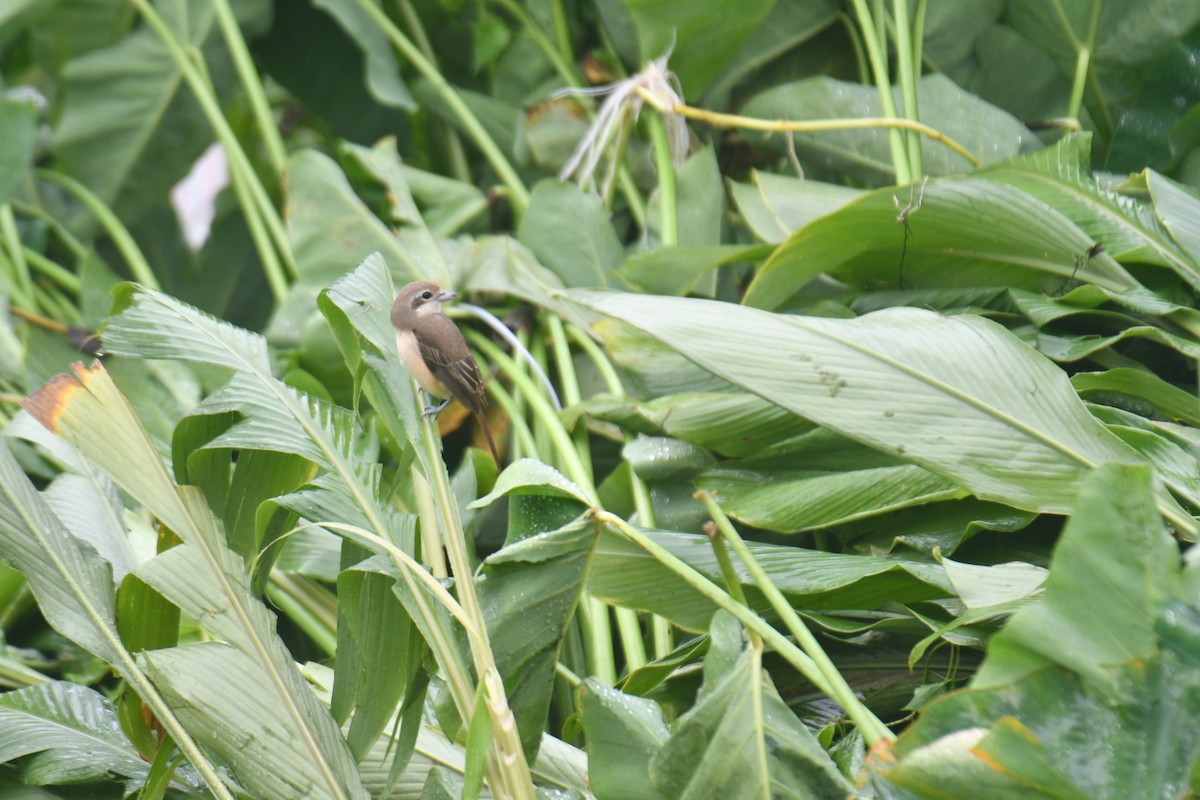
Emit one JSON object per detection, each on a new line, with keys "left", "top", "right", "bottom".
{"left": 437, "top": 290, "right": 459, "bottom": 302}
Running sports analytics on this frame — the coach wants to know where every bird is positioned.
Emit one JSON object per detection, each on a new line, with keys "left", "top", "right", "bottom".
{"left": 391, "top": 281, "right": 500, "bottom": 463}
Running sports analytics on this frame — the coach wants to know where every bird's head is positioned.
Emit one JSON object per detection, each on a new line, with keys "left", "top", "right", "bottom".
{"left": 392, "top": 281, "right": 458, "bottom": 325}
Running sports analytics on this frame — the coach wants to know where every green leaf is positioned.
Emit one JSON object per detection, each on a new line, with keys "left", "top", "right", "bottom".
{"left": 49, "top": 0, "right": 263, "bottom": 225}
{"left": 579, "top": 679, "right": 670, "bottom": 800}
{"left": 0, "top": 98, "right": 37, "bottom": 205}
{"left": 974, "top": 463, "right": 1176, "bottom": 694}
{"left": 700, "top": 461, "right": 965, "bottom": 532}
{"left": 741, "top": 75, "right": 1035, "bottom": 185}
{"left": 1146, "top": 169, "right": 1200, "bottom": 271}
{"left": 729, "top": 172, "right": 862, "bottom": 244}
{"left": 1072, "top": 368, "right": 1200, "bottom": 426}
{"left": 618, "top": 244, "right": 771, "bottom": 296}
{"left": 703, "top": 0, "right": 838, "bottom": 104}
{"left": 747, "top": 177, "right": 1141, "bottom": 310}
{"left": 517, "top": 180, "right": 622, "bottom": 288}
{"left": 648, "top": 612, "right": 850, "bottom": 799}
{"left": 333, "top": 563, "right": 422, "bottom": 761}
{"left": 311, "top": 0, "right": 415, "bottom": 109}
{"left": 286, "top": 150, "right": 439, "bottom": 287}
{"left": 469, "top": 458, "right": 591, "bottom": 509}
{"left": 571, "top": 292, "right": 1145, "bottom": 515}
{"left": 481, "top": 518, "right": 597, "bottom": 759}
{"left": 0, "top": 431, "right": 120, "bottom": 665}
{"left": 0, "top": 681, "right": 149, "bottom": 786}
{"left": 144, "top": 642, "right": 366, "bottom": 800}
{"left": 887, "top": 655, "right": 1200, "bottom": 800}
{"left": 590, "top": 527, "right": 948, "bottom": 631}
{"left": 623, "top": 0, "right": 777, "bottom": 95}
{"left": 980, "top": 134, "right": 1200, "bottom": 289}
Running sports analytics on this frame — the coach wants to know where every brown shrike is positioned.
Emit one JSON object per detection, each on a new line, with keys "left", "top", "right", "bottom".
{"left": 391, "top": 281, "right": 500, "bottom": 463}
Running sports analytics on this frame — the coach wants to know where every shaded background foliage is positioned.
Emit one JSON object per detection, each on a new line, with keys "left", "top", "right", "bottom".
{"left": 0, "top": 0, "right": 1198, "bottom": 798}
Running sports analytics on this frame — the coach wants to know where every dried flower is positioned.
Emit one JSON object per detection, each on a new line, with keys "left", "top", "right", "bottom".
{"left": 556, "top": 52, "right": 688, "bottom": 199}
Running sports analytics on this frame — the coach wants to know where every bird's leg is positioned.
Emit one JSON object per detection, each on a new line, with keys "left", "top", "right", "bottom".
{"left": 422, "top": 396, "right": 452, "bottom": 418}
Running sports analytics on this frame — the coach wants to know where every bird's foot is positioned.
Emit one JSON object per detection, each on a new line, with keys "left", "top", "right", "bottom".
{"left": 422, "top": 398, "right": 451, "bottom": 418}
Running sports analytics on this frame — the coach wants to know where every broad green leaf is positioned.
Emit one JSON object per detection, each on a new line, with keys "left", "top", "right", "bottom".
{"left": 579, "top": 391, "right": 815, "bottom": 458}
{"left": 517, "top": 180, "right": 622, "bottom": 288}
{"left": 648, "top": 612, "right": 850, "bottom": 799}
{"left": 1146, "top": 169, "right": 1200, "bottom": 271}
{"left": 286, "top": 150, "right": 436, "bottom": 287}
{"left": 31, "top": 337, "right": 367, "bottom": 800}
{"left": 594, "top": 319, "right": 733, "bottom": 398}
{"left": 1072, "top": 368, "right": 1200, "bottom": 426}
{"left": 589, "top": 527, "right": 949, "bottom": 631}
{"left": 469, "top": 458, "right": 591, "bottom": 509}
{"left": 618, "top": 244, "right": 771, "bottom": 296}
{"left": 703, "top": 0, "right": 837, "bottom": 104}
{"left": 980, "top": 134, "right": 1200, "bottom": 288}
{"left": 747, "top": 177, "right": 1141, "bottom": 310}
{"left": 939, "top": 557, "right": 1047, "bottom": 610}
{"left": 50, "top": 0, "right": 266, "bottom": 225}
{"left": 480, "top": 518, "right": 597, "bottom": 759}
{"left": 338, "top": 140, "right": 448, "bottom": 281}
{"left": 729, "top": 172, "right": 862, "bottom": 244}
{"left": 579, "top": 680, "right": 670, "bottom": 800}
{"left": 624, "top": 436, "right": 714, "bottom": 481}
{"left": 311, "top": 0, "right": 414, "bottom": 109}
{"left": 398, "top": 164, "right": 489, "bottom": 238}
{"left": 135, "top": 511, "right": 366, "bottom": 799}
{"left": 974, "top": 463, "right": 1176, "bottom": 693}
{"left": 0, "top": 98, "right": 37, "bottom": 205}
{"left": 1009, "top": 0, "right": 1200, "bottom": 70}
{"left": 921, "top": 0, "right": 1006, "bottom": 70}
{"left": 740, "top": 75, "right": 1035, "bottom": 185}
{"left": 623, "top": 0, "right": 776, "bottom": 95}
{"left": 144, "top": 642, "right": 365, "bottom": 800}
{"left": 700, "top": 462, "right": 965, "bottom": 533}
{"left": 572, "top": 292, "right": 1145, "bottom": 515}
{"left": 0, "top": 436, "right": 120, "bottom": 665}
{"left": 333, "top": 564, "right": 422, "bottom": 761}
{"left": 0, "top": 681, "right": 149, "bottom": 786}
{"left": 886, "top": 655, "right": 1200, "bottom": 800}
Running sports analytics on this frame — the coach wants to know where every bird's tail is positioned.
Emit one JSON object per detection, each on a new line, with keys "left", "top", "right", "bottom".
{"left": 475, "top": 410, "right": 501, "bottom": 464}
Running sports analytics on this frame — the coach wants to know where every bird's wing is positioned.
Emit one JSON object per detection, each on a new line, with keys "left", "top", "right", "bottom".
{"left": 414, "top": 317, "right": 487, "bottom": 412}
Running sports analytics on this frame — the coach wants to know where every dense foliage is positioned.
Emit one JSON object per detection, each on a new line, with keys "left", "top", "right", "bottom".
{"left": 1, "top": 0, "right": 1199, "bottom": 797}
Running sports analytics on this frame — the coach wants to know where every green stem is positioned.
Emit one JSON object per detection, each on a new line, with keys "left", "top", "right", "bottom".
{"left": 22, "top": 248, "right": 81, "bottom": 294}
{"left": 892, "top": 0, "right": 923, "bottom": 177}
{"left": 696, "top": 492, "right": 894, "bottom": 745}
{"left": 488, "top": 0, "right": 645, "bottom": 225}
{"left": 466, "top": 331, "right": 597, "bottom": 504}
{"left": 645, "top": 112, "right": 678, "bottom": 247}
{"left": 848, "top": 0, "right": 912, "bottom": 184}
{"left": 565, "top": 323, "right": 670, "bottom": 658}
{"left": 547, "top": 0, "right": 572, "bottom": 63}
{"left": 485, "top": 380, "right": 539, "bottom": 457}
{"left": 355, "top": 0, "right": 531, "bottom": 216}
{"left": 395, "top": 0, "right": 472, "bottom": 183}
{"left": 596, "top": 510, "right": 833, "bottom": 698}
{"left": 225, "top": 144, "right": 289, "bottom": 301}
{"left": 129, "top": 0, "right": 295, "bottom": 291}
{"left": 266, "top": 573, "right": 338, "bottom": 657}
{"left": 544, "top": 314, "right": 591, "bottom": 482}
{"left": 36, "top": 171, "right": 159, "bottom": 290}
{"left": 1, "top": 205, "right": 33, "bottom": 305}
{"left": 1067, "top": 47, "right": 1090, "bottom": 122}
{"left": 211, "top": 0, "right": 286, "bottom": 175}
{"left": 416, "top": 388, "right": 536, "bottom": 799}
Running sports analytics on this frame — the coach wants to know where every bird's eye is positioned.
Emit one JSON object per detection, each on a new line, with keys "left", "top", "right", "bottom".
{"left": 420, "top": 291, "right": 433, "bottom": 300}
